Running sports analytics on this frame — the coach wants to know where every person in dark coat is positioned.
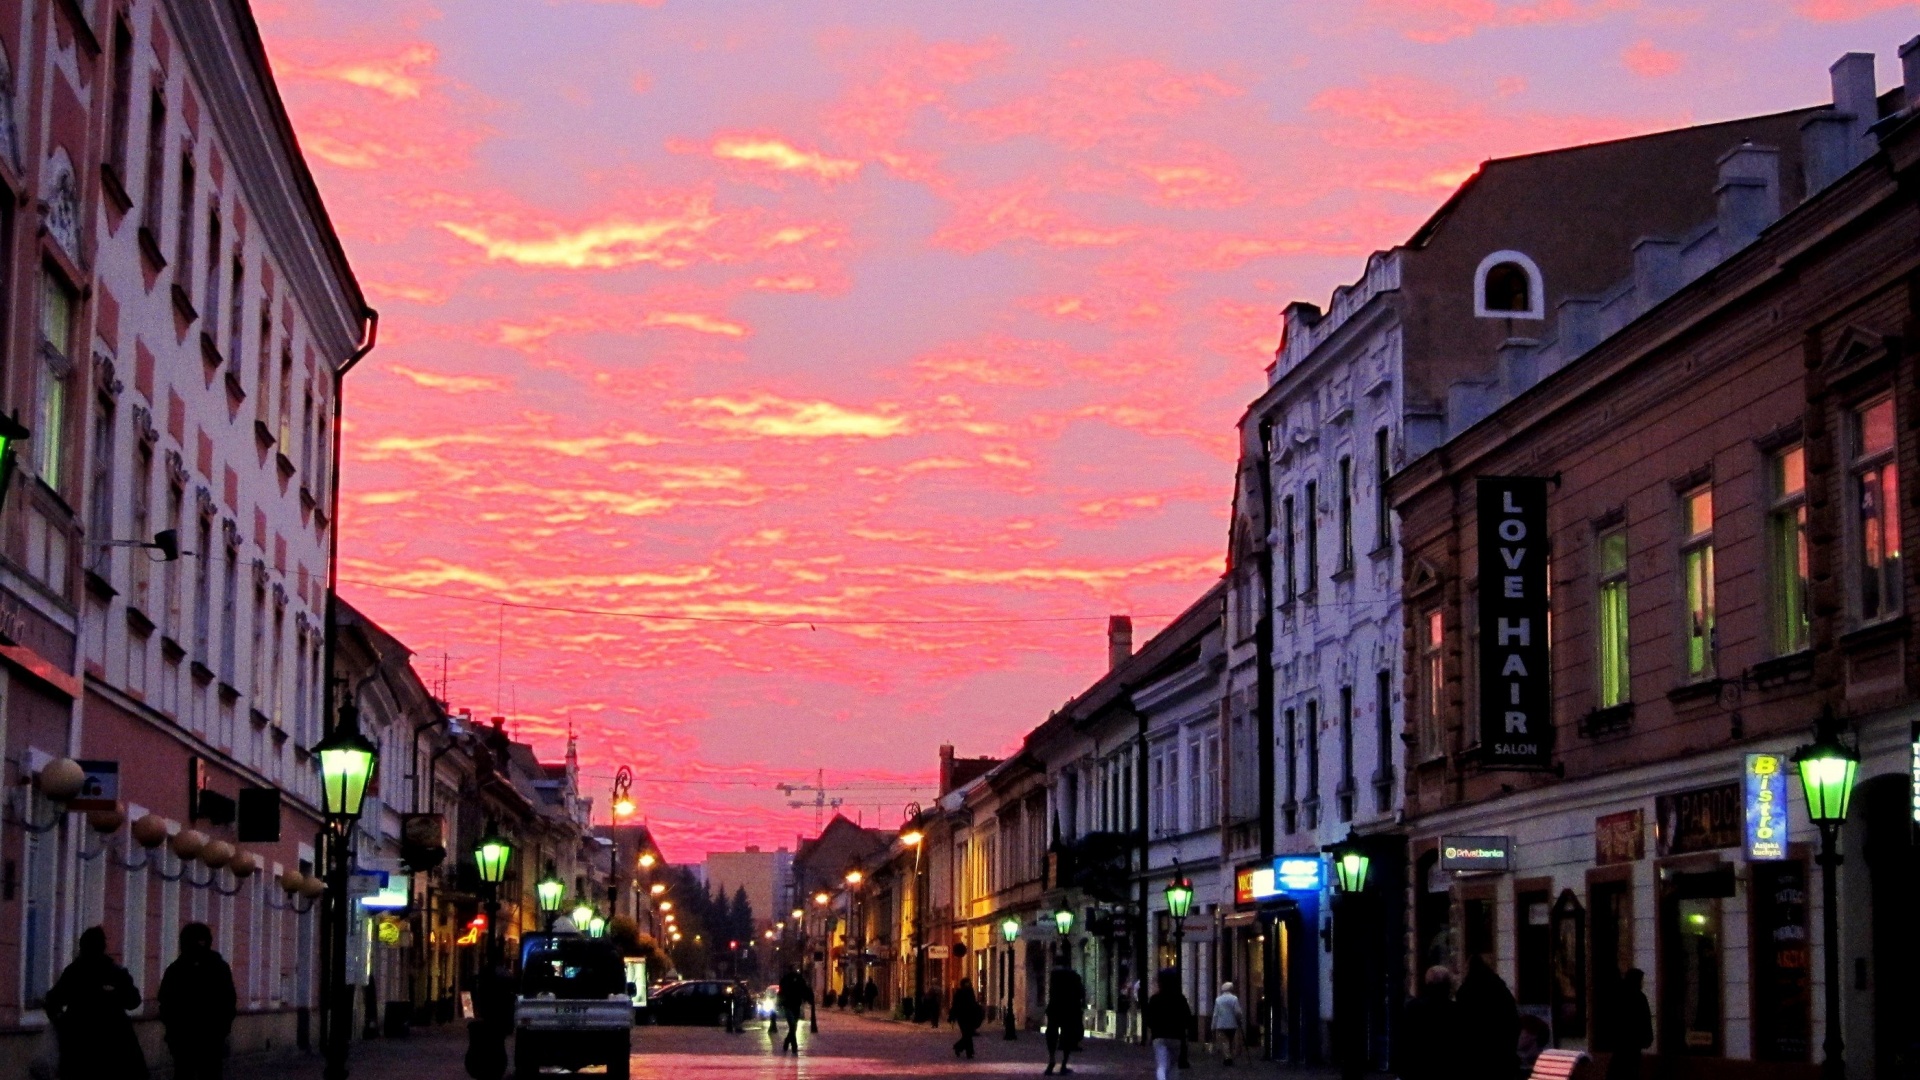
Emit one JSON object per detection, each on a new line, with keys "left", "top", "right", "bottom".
{"left": 44, "top": 926, "right": 146, "bottom": 1080}
{"left": 1144, "top": 968, "right": 1192, "bottom": 1080}
{"left": 1605, "top": 969, "right": 1652, "bottom": 1080}
{"left": 776, "top": 967, "right": 812, "bottom": 1053}
{"left": 863, "top": 977, "right": 880, "bottom": 1012}
{"left": 1455, "top": 956, "right": 1521, "bottom": 1080}
{"left": 950, "top": 978, "right": 985, "bottom": 1058}
{"left": 1395, "top": 966, "right": 1457, "bottom": 1080}
{"left": 1043, "top": 956, "right": 1086, "bottom": 1076}
{"left": 159, "top": 923, "right": 237, "bottom": 1080}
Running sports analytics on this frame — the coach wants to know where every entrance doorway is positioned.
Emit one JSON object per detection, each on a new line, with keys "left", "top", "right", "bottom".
{"left": 1588, "top": 877, "right": 1632, "bottom": 1053}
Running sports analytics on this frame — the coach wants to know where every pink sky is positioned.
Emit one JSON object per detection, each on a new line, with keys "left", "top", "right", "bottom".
{"left": 255, "top": 0, "right": 1919, "bottom": 859}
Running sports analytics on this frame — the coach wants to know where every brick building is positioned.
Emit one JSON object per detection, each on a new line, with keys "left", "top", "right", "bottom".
{"left": 1388, "top": 46, "right": 1920, "bottom": 1079}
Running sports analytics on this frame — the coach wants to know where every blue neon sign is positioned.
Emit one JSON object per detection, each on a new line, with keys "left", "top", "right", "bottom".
{"left": 1274, "top": 857, "right": 1323, "bottom": 893}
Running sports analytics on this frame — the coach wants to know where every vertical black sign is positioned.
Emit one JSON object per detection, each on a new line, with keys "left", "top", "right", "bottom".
{"left": 1478, "top": 477, "right": 1554, "bottom": 769}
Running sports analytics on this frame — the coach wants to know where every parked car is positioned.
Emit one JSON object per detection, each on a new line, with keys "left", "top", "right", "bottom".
{"left": 514, "top": 932, "right": 633, "bottom": 1079}
{"left": 640, "top": 979, "right": 752, "bottom": 1025}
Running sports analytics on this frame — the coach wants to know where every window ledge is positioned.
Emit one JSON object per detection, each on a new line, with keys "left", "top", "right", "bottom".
{"left": 189, "top": 660, "right": 215, "bottom": 685}
{"left": 275, "top": 452, "right": 296, "bottom": 480}
{"left": 137, "top": 227, "right": 167, "bottom": 277}
{"left": 1369, "top": 542, "right": 1392, "bottom": 561}
{"left": 99, "top": 163, "right": 132, "bottom": 215}
{"left": 249, "top": 707, "right": 272, "bottom": 728}
{"left": 1330, "top": 565, "right": 1355, "bottom": 584}
{"left": 84, "top": 568, "right": 116, "bottom": 600}
{"left": 170, "top": 283, "right": 197, "bottom": 325}
{"left": 225, "top": 370, "right": 246, "bottom": 407}
{"left": 199, "top": 332, "right": 223, "bottom": 371}
{"left": 1841, "top": 614, "right": 1908, "bottom": 650}
{"left": 1579, "top": 702, "right": 1634, "bottom": 739}
{"left": 125, "top": 605, "right": 154, "bottom": 636}
{"left": 1745, "top": 650, "right": 1813, "bottom": 690}
{"left": 299, "top": 487, "right": 316, "bottom": 513}
{"left": 254, "top": 419, "right": 276, "bottom": 452}
{"left": 217, "top": 681, "right": 241, "bottom": 704}
{"left": 1666, "top": 678, "right": 1723, "bottom": 707}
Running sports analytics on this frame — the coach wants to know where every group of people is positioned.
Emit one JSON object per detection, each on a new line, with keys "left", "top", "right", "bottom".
{"left": 1397, "top": 956, "right": 1652, "bottom": 1080}
{"left": 41, "top": 923, "right": 237, "bottom": 1079}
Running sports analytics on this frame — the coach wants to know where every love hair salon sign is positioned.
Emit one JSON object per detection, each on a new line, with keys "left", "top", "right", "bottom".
{"left": 1477, "top": 478, "right": 1554, "bottom": 770}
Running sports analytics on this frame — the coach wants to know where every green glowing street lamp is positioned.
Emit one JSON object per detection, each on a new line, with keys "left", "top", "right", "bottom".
{"left": 1333, "top": 844, "right": 1372, "bottom": 895}
{"left": 1000, "top": 915, "right": 1022, "bottom": 1040}
{"left": 588, "top": 915, "right": 607, "bottom": 938}
{"left": 1794, "top": 731, "right": 1860, "bottom": 826}
{"left": 1164, "top": 875, "right": 1195, "bottom": 919}
{"left": 1000, "top": 917, "right": 1020, "bottom": 944}
{"left": 1053, "top": 907, "right": 1075, "bottom": 936}
{"left": 572, "top": 902, "right": 595, "bottom": 929}
{"left": 1793, "top": 711, "right": 1861, "bottom": 1080}
{"left": 536, "top": 863, "right": 566, "bottom": 923}
{"left": 474, "top": 828, "right": 513, "bottom": 886}
{"left": 315, "top": 706, "right": 377, "bottom": 821}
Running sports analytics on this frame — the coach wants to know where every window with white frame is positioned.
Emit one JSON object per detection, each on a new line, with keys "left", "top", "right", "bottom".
{"left": 1768, "top": 444, "right": 1810, "bottom": 654}
{"left": 1680, "top": 486, "right": 1715, "bottom": 680}
{"left": 1473, "top": 250, "right": 1545, "bottom": 319}
{"left": 1852, "top": 396, "right": 1902, "bottom": 623}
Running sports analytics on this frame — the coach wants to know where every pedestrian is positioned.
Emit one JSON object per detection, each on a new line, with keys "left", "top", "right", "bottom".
{"left": 1455, "top": 956, "right": 1521, "bottom": 1080}
{"left": 1042, "top": 955, "right": 1085, "bottom": 1076}
{"left": 864, "top": 977, "right": 880, "bottom": 1012}
{"left": 1210, "top": 981, "right": 1242, "bottom": 1066}
{"left": 776, "top": 966, "right": 811, "bottom": 1053}
{"left": 926, "top": 985, "right": 944, "bottom": 1029}
{"left": 1394, "top": 966, "right": 1457, "bottom": 1080}
{"left": 1145, "top": 968, "right": 1191, "bottom": 1080}
{"left": 44, "top": 926, "right": 146, "bottom": 1080}
{"left": 950, "top": 977, "right": 985, "bottom": 1058}
{"left": 159, "top": 923, "right": 237, "bottom": 1080}
{"left": 1115, "top": 973, "right": 1135, "bottom": 1044}
{"left": 1605, "top": 969, "right": 1652, "bottom": 1080}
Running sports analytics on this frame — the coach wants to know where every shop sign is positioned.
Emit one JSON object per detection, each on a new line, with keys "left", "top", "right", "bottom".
{"left": 924, "top": 945, "right": 950, "bottom": 960}
{"left": 1655, "top": 782, "right": 1741, "bottom": 856}
{"left": 1594, "top": 810, "right": 1643, "bottom": 865}
{"left": 1440, "top": 835, "right": 1512, "bottom": 872}
{"left": 1910, "top": 722, "right": 1919, "bottom": 826}
{"left": 1235, "top": 865, "right": 1279, "bottom": 904}
{"left": 1744, "top": 753, "right": 1790, "bottom": 861}
{"left": 1750, "top": 860, "right": 1812, "bottom": 1061}
{"left": 1476, "top": 477, "right": 1554, "bottom": 770}
{"left": 1274, "top": 857, "right": 1322, "bottom": 893}
{"left": 359, "top": 872, "right": 410, "bottom": 911}
{"left": 69, "top": 760, "right": 119, "bottom": 811}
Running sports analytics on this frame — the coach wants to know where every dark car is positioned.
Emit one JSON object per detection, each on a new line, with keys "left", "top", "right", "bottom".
{"left": 641, "top": 979, "right": 751, "bottom": 1025}
{"left": 514, "top": 933, "right": 633, "bottom": 1078}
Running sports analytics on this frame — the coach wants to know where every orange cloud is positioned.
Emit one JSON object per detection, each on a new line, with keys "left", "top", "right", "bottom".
{"left": 1622, "top": 40, "right": 1684, "bottom": 77}
{"left": 643, "top": 311, "right": 749, "bottom": 337}
{"left": 712, "top": 135, "right": 861, "bottom": 179}
{"left": 294, "top": 44, "right": 438, "bottom": 99}
{"left": 388, "top": 365, "right": 508, "bottom": 394}
{"left": 1364, "top": 0, "right": 1627, "bottom": 43}
{"left": 678, "top": 395, "right": 910, "bottom": 439}
{"left": 1797, "top": 0, "right": 1917, "bottom": 16}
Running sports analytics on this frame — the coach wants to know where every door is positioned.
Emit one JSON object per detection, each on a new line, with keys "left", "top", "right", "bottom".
{"left": 1588, "top": 879, "right": 1632, "bottom": 1053}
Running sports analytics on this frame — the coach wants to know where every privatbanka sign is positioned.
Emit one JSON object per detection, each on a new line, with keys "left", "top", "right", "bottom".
{"left": 1477, "top": 477, "right": 1554, "bottom": 769}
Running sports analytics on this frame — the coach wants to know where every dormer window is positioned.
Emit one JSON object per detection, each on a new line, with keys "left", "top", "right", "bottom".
{"left": 1473, "top": 250, "right": 1545, "bottom": 319}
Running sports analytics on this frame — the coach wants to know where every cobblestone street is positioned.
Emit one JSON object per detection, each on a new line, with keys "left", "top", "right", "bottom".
{"left": 246, "top": 1013, "right": 1367, "bottom": 1080}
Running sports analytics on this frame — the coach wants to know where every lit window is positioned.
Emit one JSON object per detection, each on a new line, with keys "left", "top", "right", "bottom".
{"left": 1768, "top": 445, "right": 1809, "bottom": 654}
{"left": 37, "top": 270, "right": 75, "bottom": 490}
{"left": 1596, "top": 527, "right": 1630, "bottom": 707}
{"left": 1420, "top": 609, "right": 1444, "bottom": 758}
{"left": 1853, "top": 397, "right": 1901, "bottom": 622}
{"left": 1681, "top": 487, "right": 1715, "bottom": 679}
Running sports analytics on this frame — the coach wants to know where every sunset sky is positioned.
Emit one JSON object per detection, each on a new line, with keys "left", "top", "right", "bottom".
{"left": 255, "top": 0, "right": 1919, "bottom": 858}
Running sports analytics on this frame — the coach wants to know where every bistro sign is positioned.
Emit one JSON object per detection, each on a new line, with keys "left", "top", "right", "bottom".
{"left": 1477, "top": 477, "right": 1554, "bottom": 770}
{"left": 1744, "top": 753, "right": 1789, "bottom": 861}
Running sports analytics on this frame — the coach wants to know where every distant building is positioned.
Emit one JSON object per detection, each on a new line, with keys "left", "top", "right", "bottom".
{"left": 705, "top": 845, "right": 793, "bottom": 930}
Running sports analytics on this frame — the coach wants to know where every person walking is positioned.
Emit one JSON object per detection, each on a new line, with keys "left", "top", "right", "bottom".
{"left": 1042, "top": 956, "right": 1085, "bottom": 1075}
{"left": 1144, "top": 968, "right": 1192, "bottom": 1080}
{"left": 1394, "top": 966, "right": 1457, "bottom": 1080}
{"left": 159, "top": 923, "right": 237, "bottom": 1080}
{"left": 1605, "top": 969, "right": 1652, "bottom": 1080}
{"left": 863, "top": 977, "right": 880, "bottom": 1013}
{"left": 1455, "top": 956, "right": 1521, "bottom": 1080}
{"left": 776, "top": 967, "right": 811, "bottom": 1053}
{"left": 1210, "top": 981, "right": 1242, "bottom": 1065}
{"left": 950, "top": 977, "right": 985, "bottom": 1058}
{"left": 44, "top": 926, "right": 146, "bottom": 1079}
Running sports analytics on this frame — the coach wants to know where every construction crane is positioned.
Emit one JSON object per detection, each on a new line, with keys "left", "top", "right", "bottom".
{"left": 778, "top": 770, "right": 842, "bottom": 832}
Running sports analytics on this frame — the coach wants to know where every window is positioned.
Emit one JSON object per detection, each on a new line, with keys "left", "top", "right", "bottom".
{"left": 1681, "top": 488, "right": 1715, "bottom": 679}
{"left": 255, "top": 299, "right": 273, "bottom": 426}
{"left": 301, "top": 384, "right": 315, "bottom": 477}
{"left": 142, "top": 92, "right": 166, "bottom": 233}
{"left": 1337, "top": 685, "right": 1355, "bottom": 822}
{"left": 193, "top": 514, "right": 213, "bottom": 663}
{"left": 1303, "top": 698, "right": 1320, "bottom": 827}
{"left": 1203, "top": 734, "right": 1220, "bottom": 828}
{"left": 37, "top": 270, "right": 76, "bottom": 490}
{"left": 203, "top": 206, "right": 221, "bottom": 336}
{"left": 1150, "top": 752, "right": 1166, "bottom": 835}
{"left": 1375, "top": 427, "right": 1392, "bottom": 550}
{"left": 278, "top": 348, "right": 293, "bottom": 452}
{"left": 1768, "top": 445, "right": 1810, "bottom": 654}
{"left": 1303, "top": 480, "right": 1319, "bottom": 591}
{"left": 228, "top": 255, "right": 245, "bottom": 364}
{"left": 220, "top": 540, "right": 238, "bottom": 686}
{"left": 130, "top": 443, "right": 153, "bottom": 611}
{"left": 87, "top": 390, "right": 115, "bottom": 578}
{"left": 1282, "top": 707, "right": 1297, "bottom": 831}
{"left": 1281, "top": 495, "right": 1297, "bottom": 602}
{"left": 175, "top": 151, "right": 195, "bottom": 287}
{"left": 270, "top": 605, "right": 285, "bottom": 723}
{"left": 1420, "top": 609, "right": 1444, "bottom": 759}
{"left": 250, "top": 579, "right": 267, "bottom": 703}
{"left": 1852, "top": 397, "right": 1901, "bottom": 622}
{"left": 164, "top": 479, "right": 184, "bottom": 639}
{"left": 1337, "top": 456, "right": 1354, "bottom": 572}
{"left": 1597, "top": 527, "right": 1630, "bottom": 707}
{"left": 108, "top": 20, "right": 134, "bottom": 180}
{"left": 1374, "top": 669, "right": 1393, "bottom": 810}
{"left": 1474, "top": 250, "right": 1545, "bottom": 319}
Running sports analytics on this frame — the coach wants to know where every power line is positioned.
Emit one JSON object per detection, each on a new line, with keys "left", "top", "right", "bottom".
{"left": 339, "top": 576, "right": 1180, "bottom": 627}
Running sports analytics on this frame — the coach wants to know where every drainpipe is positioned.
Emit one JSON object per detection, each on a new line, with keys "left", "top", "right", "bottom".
{"left": 1254, "top": 419, "right": 1276, "bottom": 859}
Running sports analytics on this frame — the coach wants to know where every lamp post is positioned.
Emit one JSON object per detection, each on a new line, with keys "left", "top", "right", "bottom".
{"left": 1000, "top": 916, "right": 1021, "bottom": 1040}
{"left": 901, "top": 825, "right": 926, "bottom": 1022}
{"left": 1329, "top": 838, "right": 1372, "bottom": 1080}
{"left": 536, "top": 863, "right": 566, "bottom": 930}
{"left": 1793, "top": 713, "right": 1860, "bottom": 1080}
{"left": 813, "top": 890, "right": 830, "bottom": 1031}
{"left": 474, "top": 825, "right": 513, "bottom": 970}
{"left": 1164, "top": 871, "right": 1195, "bottom": 995}
{"left": 845, "top": 870, "right": 865, "bottom": 1013}
{"left": 315, "top": 698, "right": 377, "bottom": 1080}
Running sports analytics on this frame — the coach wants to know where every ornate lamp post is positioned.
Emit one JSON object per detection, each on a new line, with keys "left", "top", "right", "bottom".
{"left": 474, "top": 825, "right": 513, "bottom": 968}
{"left": 845, "top": 869, "right": 865, "bottom": 1012}
{"left": 1329, "top": 837, "right": 1372, "bottom": 1080}
{"left": 315, "top": 701, "right": 377, "bottom": 1080}
{"left": 1164, "top": 870, "right": 1195, "bottom": 990}
{"left": 536, "top": 863, "right": 566, "bottom": 930}
{"left": 901, "top": 824, "right": 926, "bottom": 1021}
{"left": 1000, "top": 916, "right": 1021, "bottom": 1040}
{"left": 1794, "top": 714, "right": 1860, "bottom": 1080}
{"left": 571, "top": 902, "right": 595, "bottom": 931}
{"left": 588, "top": 915, "right": 607, "bottom": 938}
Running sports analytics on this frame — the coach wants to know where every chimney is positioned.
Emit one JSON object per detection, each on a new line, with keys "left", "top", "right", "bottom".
{"left": 1833, "top": 51, "right": 1879, "bottom": 151}
{"left": 1902, "top": 36, "right": 1920, "bottom": 111}
{"left": 1107, "top": 615, "right": 1133, "bottom": 671}
{"left": 938, "top": 744, "right": 955, "bottom": 795}
{"left": 1715, "top": 142, "right": 1781, "bottom": 252}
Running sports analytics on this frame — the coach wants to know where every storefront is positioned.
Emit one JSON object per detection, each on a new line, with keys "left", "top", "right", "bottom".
{"left": 1228, "top": 857, "right": 1321, "bottom": 1064}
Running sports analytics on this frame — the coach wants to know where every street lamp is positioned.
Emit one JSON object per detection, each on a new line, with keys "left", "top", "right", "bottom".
{"left": 1794, "top": 713, "right": 1860, "bottom": 1080}
{"left": 315, "top": 699, "right": 376, "bottom": 1080}
{"left": 536, "top": 863, "right": 566, "bottom": 928}
{"left": 651, "top": 883, "right": 667, "bottom": 897}
{"left": 1165, "top": 871, "right": 1195, "bottom": 1033}
{"left": 638, "top": 852, "right": 657, "bottom": 870}
{"left": 1053, "top": 907, "right": 1075, "bottom": 936}
{"left": 1000, "top": 917, "right": 1020, "bottom": 1040}
{"left": 611, "top": 766, "right": 636, "bottom": 820}
{"left": 572, "top": 902, "right": 595, "bottom": 930}
{"left": 473, "top": 825, "right": 512, "bottom": 967}
{"left": 1327, "top": 837, "right": 1372, "bottom": 1080}
{"left": 588, "top": 915, "right": 607, "bottom": 938}
{"left": 1332, "top": 846, "right": 1371, "bottom": 895}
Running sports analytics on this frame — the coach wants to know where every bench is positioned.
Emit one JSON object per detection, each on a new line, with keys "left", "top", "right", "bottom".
{"left": 1529, "top": 1048, "right": 1593, "bottom": 1079}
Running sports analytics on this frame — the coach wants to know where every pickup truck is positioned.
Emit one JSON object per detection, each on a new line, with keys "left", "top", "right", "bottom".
{"left": 515, "top": 932, "right": 633, "bottom": 1079}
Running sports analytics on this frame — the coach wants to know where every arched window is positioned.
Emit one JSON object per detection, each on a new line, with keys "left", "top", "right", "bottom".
{"left": 1473, "top": 250, "right": 1545, "bottom": 320}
